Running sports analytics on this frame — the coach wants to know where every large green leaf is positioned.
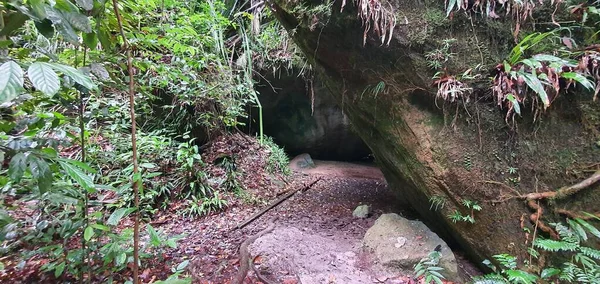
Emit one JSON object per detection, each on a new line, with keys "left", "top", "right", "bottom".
{"left": 29, "top": 0, "right": 48, "bottom": 19}
{"left": 506, "top": 94, "right": 521, "bottom": 115}
{"left": 0, "top": 61, "right": 25, "bottom": 103}
{"left": 8, "top": 152, "right": 27, "bottom": 182}
{"left": 59, "top": 160, "right": 95, "bottom": 193}
{"left": 0, "top": 12, "right": 29, "bottom": 36}
{"left": 49, "top": 63, "right": 96, "bottom": 90}
{"left": 107, "top": 207, "right": 136, "bottom": 226}
{"left": 28, "top": 62, "right": 60, "bottom": 96}
{"left": 54, "top": 0, "right": 79, "bottom": 12}
{"left": 83, "top": 226, "right": 94, "bottom": 241}
{"left": 61, "top": 158, "right": 97, "bottom": 173}
{"left": 27, "top": 155, "right": 53, "bottom": 193}
{"left": 45, "top": 8, "right": 80, "bottom": 44}
{"left": 63, "top": 12, "right": 92, "bottom": 33}
{"left": 83, "top": 32, "right": 98, "bottom": 50}
{"left": 75, "top": 0, "right": 94, "bottom": 10}
{"left": 147, "top": 224, "right": 161, "bottom": 247}
{"left": 446, "top": 0, "right": 457, "bottom": 16}
{"left": 519, "top": 71, "right": 549, "bottom": 107}
{"left": 97, "top": 22, "right": 113, "bottom": 51}
{"left": 561, "top": 72, "right": 595, "bottom": 91}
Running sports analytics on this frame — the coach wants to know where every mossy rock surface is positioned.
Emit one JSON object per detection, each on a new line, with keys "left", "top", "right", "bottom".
{"left": 270, "top": 0, "right": 600, "bottom": 269}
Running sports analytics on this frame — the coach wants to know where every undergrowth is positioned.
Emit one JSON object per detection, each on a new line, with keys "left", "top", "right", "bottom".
{"left": 263, "top": 136, "right": 291, "bottom": 176}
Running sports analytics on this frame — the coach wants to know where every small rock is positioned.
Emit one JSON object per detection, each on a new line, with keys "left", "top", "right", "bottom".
{"left": 353, "top": 205, "right": 370, "bottom": 218}
{"left": 290, "top": 153, "right": 316, "bottom": 169}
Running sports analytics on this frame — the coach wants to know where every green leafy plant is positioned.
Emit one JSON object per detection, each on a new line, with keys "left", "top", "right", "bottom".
{"left": 429, "top": 195, "right": 446, "bottom": 211}
{"left": 492, "top": 30, "right": 598, "bottom": 119}
{"left": 425, "top": 39, "right": 456, "bottom": 70}
{"left": 414, "top": 249, "right": 446, "bottom": 284}
{"left": 475, "top": 254, "right": 538, "bottom": 284}
{"left": 463, "top": 153, "right": 473, "bottom": 171}
{"left": 448, "top": 200, "right": 481, "bottom": 224}
{"left": 475, "top": 215, "right": 600, "bottom": 283}
{"left": 182, "top": 193, "right": 228, "bottom": 219}
{"left": 264, "top": 136, "right": 291, "bottom": 176}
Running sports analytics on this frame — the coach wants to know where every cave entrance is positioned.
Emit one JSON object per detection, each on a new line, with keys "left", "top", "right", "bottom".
{"left": 244, "top": 71, "right": 372, "bottom": 161}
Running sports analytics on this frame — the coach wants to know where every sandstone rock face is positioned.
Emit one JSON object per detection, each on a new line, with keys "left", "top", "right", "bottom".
{"left": 364, "top": 213, "right": 459, "bottom": 282}
{"left": 270, "top": 0, "right": 600, "bottom": 268}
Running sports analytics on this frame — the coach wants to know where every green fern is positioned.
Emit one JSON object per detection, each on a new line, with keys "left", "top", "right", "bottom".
{"left": 493, "top": 254, "right": 517, "bottom": 270}
{"left": 414, "top": 250, "right": 446, "bottom": 284}
{"left": 504, "top": 270, "right": 538, "bottom": 284}
{"left": 581, "top": 247, "right": 600, "bottom": 260}
{"left": 534, "top": 239, "right": 578, "bottom": 252}
{"left": 471, "top": 274, "right": 509, "bottom": 284}
{"left": 575, "top": 218, "right": 600, "bottom": 239}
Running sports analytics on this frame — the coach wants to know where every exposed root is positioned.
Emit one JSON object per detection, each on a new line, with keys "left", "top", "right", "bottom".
{"left": 486, "top": 170, "right": 600, "bottom": 239}
{"left": 233, "top": 217, "right": 278, "bottom": 284}
{"left": 524, "top": 170, "right": 600, "bottom": 201}
{"left": 527, "top": 200, "right": 559, "bottom": 240}
{"left": 250, "top": 259, "right": 278, "bottom": 284}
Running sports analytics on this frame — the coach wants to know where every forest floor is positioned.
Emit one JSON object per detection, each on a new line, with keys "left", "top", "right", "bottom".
{"left": 0, "top": 135, "right": 479, "bottom": 283}
{"left": 160, "top": 160, "right": 478, "bottom": 283}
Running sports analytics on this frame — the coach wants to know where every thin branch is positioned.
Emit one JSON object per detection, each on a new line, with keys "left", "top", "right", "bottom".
{"left": 111, "top": 0, "right": 141, "bottom": 283}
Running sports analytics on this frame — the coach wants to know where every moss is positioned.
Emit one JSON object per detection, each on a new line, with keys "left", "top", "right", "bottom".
{"left": 424, "top": 8, "right": 448, "bottom": 28}
{"left": 580, "top": 101, "right": 600, "bottom": 138}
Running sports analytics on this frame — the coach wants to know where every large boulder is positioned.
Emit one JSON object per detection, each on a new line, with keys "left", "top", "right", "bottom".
{"left": 364, "top": 214, "right": 459, "bottom": 282}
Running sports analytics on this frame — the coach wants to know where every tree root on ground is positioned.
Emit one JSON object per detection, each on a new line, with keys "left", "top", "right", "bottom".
{"left": 233, "top": 217, "right": 278, "bottom": 284}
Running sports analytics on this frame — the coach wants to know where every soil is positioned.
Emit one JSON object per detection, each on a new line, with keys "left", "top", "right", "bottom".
{"left": 0, "top": 146, "right": 480, "bottom": 283}
{"left": 178, "top": 160, "right": 479, "bottom": 283}
{"left": 178, "top": 161, "right": 413, "bottom": 283}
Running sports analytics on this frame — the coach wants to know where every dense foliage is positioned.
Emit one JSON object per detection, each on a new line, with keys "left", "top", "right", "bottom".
{"left": 0, "top": 0, "right": 295, "bottom": 281}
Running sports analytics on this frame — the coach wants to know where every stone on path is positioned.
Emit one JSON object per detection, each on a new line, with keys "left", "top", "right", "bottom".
{"left": 289, "top": 153, "right": 316, "bottom": 169}
{"left": 352, "top": 204, "right": 370, "bottom": 218}
{"left": 363, "top": 213, "right": 460, "bottom": 282}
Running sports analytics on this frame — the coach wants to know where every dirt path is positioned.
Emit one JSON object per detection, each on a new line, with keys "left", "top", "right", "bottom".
{"left": 153, "top": 161, "right": 476, "bottom": 283}
{"left": 290, "top": 159, "right": 385, "bottom": 180}
{"left": 178, "top": 161, "right": 414, "bottom": 283}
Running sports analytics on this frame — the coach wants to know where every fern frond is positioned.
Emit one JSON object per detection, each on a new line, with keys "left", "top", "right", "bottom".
{"left": 568, "top": 219, "right": 588, "bottom": 241}
{"left": 581, "top": 247, "right": 600, "bottom": 260}
{"left": 560, "top": 262, "right": 580, "bottom": 282}
{"left": 505, "top": 269, "right": 538, "bottom": 284}
{"left": 534, "top": 239, "right": 578, "bottom": 252}
{"left": 552, "top": 222, "right": 580, "bottom": 244}
{"left": 471, "top": 274, "right": 509, "bottom": 284}
{"left": 493, "top": 254, "right": 517, "bottom": 270}
{"left": 575, "top": 253, "right": 598, "bottom": 269}
{"left": 575, "top": 218, "right": 600, "bottom": 240}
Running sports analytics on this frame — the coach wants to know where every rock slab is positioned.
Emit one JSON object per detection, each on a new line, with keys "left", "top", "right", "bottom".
{"left": 363, "top": 213, "right": 459, "bottom": 282}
